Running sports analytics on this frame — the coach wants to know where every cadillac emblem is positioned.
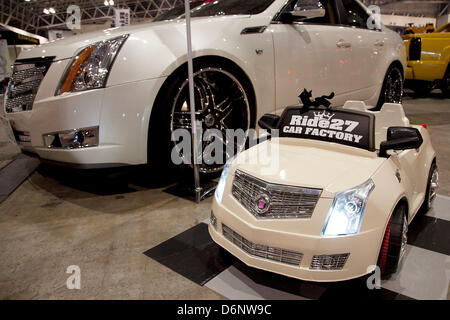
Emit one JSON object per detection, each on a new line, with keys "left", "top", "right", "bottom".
{"left": 255, "top": 194, "right": 271, "bottom": 215}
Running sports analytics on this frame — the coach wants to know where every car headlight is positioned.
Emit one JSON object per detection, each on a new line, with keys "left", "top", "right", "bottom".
{"left": 215, "top": 160, "right": 232, "bottom": 204}
{"left": 56, "top": 34, "right": 128, "bottom": 95}
{"left": 322, "top": 179, "right": 375, "bottom": 237}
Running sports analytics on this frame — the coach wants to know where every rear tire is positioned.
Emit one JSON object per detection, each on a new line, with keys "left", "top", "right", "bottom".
{"left": 409, "top": 80, "right": 433, "bottom": 97}
{"left": 377, "top": 204, "right": 408, "bottom": 276}
{"left": 420, "top": 161, "right": 439, "bottom": 213}
{"left": 440, "top": 65, "right": 450, "bottom": 97}
{"left": 375, "top": 65, "right": 404, "bottom": 110}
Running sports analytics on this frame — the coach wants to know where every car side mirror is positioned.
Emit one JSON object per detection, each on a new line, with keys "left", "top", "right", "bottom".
{"left": 379, "top": 127, "right": 423, "bottom": 158}
{"left": 291, "top": 7, "right": 326, "bottom": 19}
{"left": 291, "top": 0, "right": 326, "bottom": 19}
{"left": 258, "top": 114, "right": 280, "bottom": 130}
{"left": 279, "top": 1, "right": 326, "bottom": 23}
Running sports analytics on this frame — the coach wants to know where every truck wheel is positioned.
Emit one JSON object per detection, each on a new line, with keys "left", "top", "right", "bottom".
{"left": 377, "top": 204, "right": 408, "bottom": 276}
{"left": 440, "top": 66, "right": 450, "bottom": 97}
{"left": 410, "top": 80, "right": 433, "bottom": 96}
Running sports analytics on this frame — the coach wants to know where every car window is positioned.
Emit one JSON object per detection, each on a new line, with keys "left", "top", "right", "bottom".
{"left": 341, "top": 0, "right": 370, "bottom": 29}
{"left": 279, "top": 0, "right": 338, "bottom": 25}
{"left": 190, "top": 0, "right": 275, "bottom": 17}
{"left": 153, "top": 1, "right": 204, "bottom": 22}
{"left": 436, "top": 24, "right": 450, "bottom": 33}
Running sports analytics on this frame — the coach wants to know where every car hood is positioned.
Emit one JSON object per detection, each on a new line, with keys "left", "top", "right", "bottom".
{"left": 232, "top": 138, "right": 385, "bottom": 198}
{"left": 18, "top": 15, "right": 253, "bottom": 61}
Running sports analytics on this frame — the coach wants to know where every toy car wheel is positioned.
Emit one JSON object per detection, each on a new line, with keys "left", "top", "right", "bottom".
{"left": 421, "top": 161, "right": 439, "bottom": 213}
{"left": 377, "top": 203, "right": 408, "bottom": 276}
{"left": 149, "top": 59, "right": 253, "bottom": 176}
{"left": 375, "top": 65, "right": 403, "bottom": 110}
{"left": 440, "top": 66, "right": 450, "bottom": 97}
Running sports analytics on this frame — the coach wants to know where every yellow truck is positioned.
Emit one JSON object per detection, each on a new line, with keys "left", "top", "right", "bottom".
{"left": 403, "top": 23, "right": 450, "bottom": 96}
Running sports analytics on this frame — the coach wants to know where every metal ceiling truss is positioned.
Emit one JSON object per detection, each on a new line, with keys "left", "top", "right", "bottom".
{"left": 1, "top": 0, "right": 183, "bottom": 36}
{"left": 362, "top": 0, "right": 450, "bottom": 18}
{"left": 2, "top": 0, "right": 450, "bottom": 36}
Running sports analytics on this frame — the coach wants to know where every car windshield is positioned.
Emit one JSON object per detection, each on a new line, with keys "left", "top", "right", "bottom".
{"left": 278, "top": 107, "right": 375, "bottom": 151}
{"left": 434, "top": 23, "right": 450, "bottom": 33}
{"left": 190, "top": 0, "right": 275, "bottom": 17}
{"left": 153, "top": 1, "right": 204, "bottom": 22}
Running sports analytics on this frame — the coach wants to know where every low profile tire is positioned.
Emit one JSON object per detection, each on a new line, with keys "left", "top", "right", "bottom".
{"left": 375, "top": 65, "right": 404, "bottom": 110}
{"left": 148, "top": 58, "right": 254, "bottom": 177}
{"left": 377, "top": 204, "right": 408, "bottom": 276}
{"left": 440, "top": 65, "right": 450, "bottom": 97}
{"left": 420, "top": 161, "right": 439, "bottom": 213}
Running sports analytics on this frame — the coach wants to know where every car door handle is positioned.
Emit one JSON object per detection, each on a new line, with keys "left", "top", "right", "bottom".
{"left": 375, "top": 40, "right": 385, "bottom": 47}
{"left": 336, "top": 40, "right": 351, "bottom": 48}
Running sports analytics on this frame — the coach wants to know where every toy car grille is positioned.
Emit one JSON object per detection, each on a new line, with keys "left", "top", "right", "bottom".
{"left": 310, "top": 253, "right": 349, "bottom": 270}
{"left": 222, "top": 224, "right": 303, "bottom": 266}
{"left": 5, "top": 57, "right": 53, "bottom": 113}
{"left": 232, "top": 170, "right": 322, "bottom": 219}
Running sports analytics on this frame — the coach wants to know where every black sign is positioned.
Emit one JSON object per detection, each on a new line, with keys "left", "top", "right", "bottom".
{"left": 0, "top": 31, "right": 40, "bottom": 45}
{"left": 279, "top": 107, "right": 375, "bottom": 151}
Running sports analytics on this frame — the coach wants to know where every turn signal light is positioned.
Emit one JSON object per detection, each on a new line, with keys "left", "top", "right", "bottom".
{"left": 59, "top": 46, "right": 95, "bottom": 94}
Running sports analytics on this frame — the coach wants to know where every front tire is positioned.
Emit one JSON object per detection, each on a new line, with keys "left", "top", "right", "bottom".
{"left": 375, "top": 65, "right": 404, "bottom": 110}
{"left": 149, "top": 58, "right": 254, "bottom": 176}
{"left": 377, "top": 204, "right": 408, "bottom": 276}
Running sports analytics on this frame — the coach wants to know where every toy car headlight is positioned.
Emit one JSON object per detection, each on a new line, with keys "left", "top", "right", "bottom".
{"left": 322, "top": 179, "right": 375, "bottom": 237}
{"left": 215, "top": 160, "right": 232, "bottom": 204}
{"left": 57, "top": 34, "right": 128, "bottom": 95}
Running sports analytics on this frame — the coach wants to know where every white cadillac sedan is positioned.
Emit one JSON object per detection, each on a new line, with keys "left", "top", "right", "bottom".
{"left": 210, "top": 100, "right": 438, "bottom": 281}
{"left": 4, "top": 0, "right": 406, "bottom": 173}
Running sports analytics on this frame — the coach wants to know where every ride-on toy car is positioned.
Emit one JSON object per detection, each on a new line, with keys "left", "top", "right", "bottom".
{"left": 209, "top": 91, "right": 438, "bottom": 282}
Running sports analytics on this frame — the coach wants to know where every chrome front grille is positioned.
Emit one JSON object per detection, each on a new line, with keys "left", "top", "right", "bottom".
{"left": 232, "top": 170, "right": 322, "bottom": 219}
{"left": 222, "top": 224, "right": 303, "bottom": 266}
{"left": 310, "top": 253, "right": 349, "bottom": 270}
{"left": 5, "top": 57, "right": 54, "bottom": 113}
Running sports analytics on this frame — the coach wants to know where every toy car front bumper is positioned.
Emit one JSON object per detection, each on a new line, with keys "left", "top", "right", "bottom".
{"left": 209, "top": 200, "right": 384, "bottom": 282}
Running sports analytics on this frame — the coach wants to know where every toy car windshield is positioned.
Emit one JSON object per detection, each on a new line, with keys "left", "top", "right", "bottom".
{"left": 278, "top": 107, "right": 376, "bottom": 151}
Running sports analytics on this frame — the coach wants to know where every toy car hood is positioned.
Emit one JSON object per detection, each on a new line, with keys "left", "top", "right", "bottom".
{"left": 232, "top": 137, "right": 385, "bottom": 198}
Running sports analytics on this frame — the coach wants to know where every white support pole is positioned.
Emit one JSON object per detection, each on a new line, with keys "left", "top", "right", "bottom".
{"left": 184, "top": 0, "right": 202, "bottom": 203}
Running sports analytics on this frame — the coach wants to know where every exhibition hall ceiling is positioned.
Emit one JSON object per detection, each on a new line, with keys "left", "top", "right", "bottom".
{"left": 0, "top": 0, "right": 183, "bottom": 35}
{"left": 363, "top": 0, "right": 450, "bottom": 18}
{"left": 0, "top": 0, "right": 449, "bottom": 36}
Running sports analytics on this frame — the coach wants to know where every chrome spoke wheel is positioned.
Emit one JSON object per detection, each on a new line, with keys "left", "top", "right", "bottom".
{"left": 170, "top": 67, "right": 251, "bottom": 174}
{"left": 384, "top": 68, "right": 403, "bottom": 104}
{"left": 428, "top": 168, "right": 439, "bottom": 208}
{"left": 400, "top": 213, "right": 408, "bottom": 261}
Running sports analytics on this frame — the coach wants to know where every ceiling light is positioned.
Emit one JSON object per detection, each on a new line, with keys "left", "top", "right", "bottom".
{"left": 43, "top": 8, "right": 49, "bottom": 14}
{"left": 49, "top": 7, "right": 56, "bottom": 14}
